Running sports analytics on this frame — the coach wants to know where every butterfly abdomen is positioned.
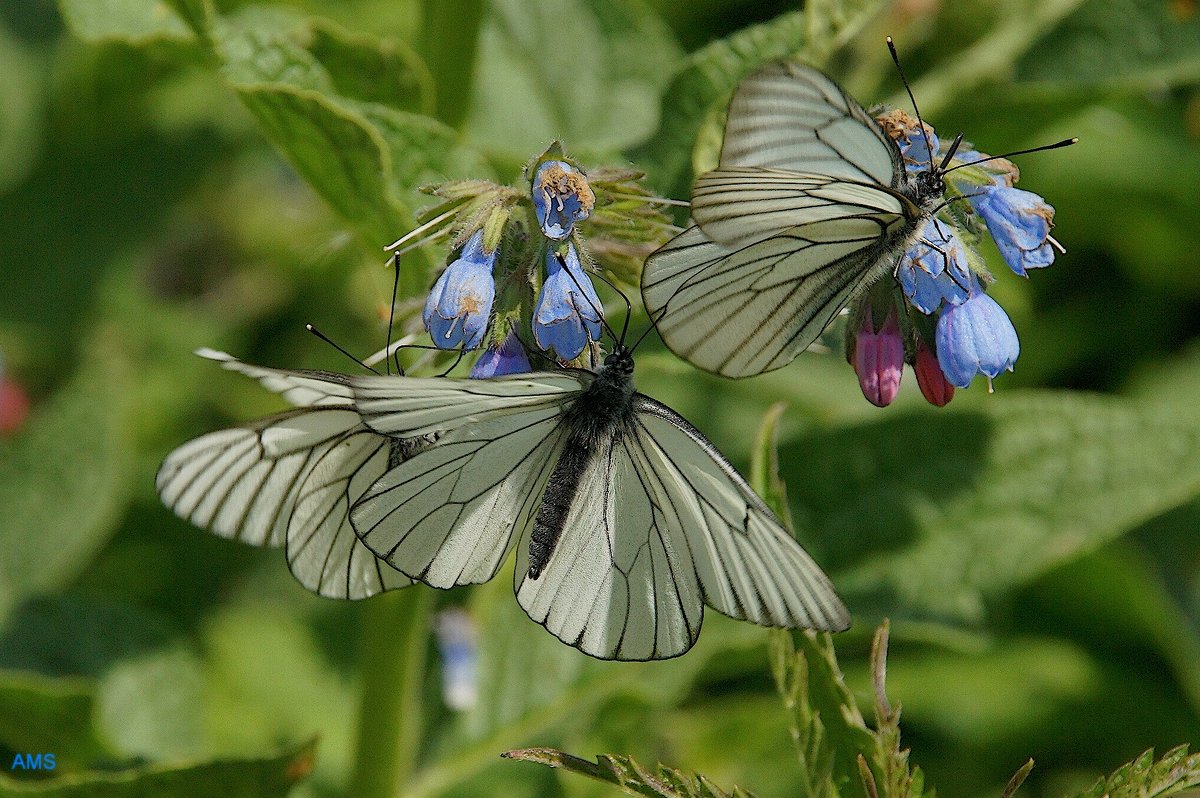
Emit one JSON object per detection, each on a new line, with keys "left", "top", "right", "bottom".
{"left": 527, "top": 364, "right": 636, "bottom": 580}
{"left": 529, "top": 444, "right": 591, "bottom": 579}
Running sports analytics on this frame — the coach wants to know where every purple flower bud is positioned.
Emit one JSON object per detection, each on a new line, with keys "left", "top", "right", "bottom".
{"left": 532, "top": 160, "right": 595, "bottom": 240}
{"left": 913, "top": 338, "right": 954, "bottom": 407}
{"left": 533, "top": 243, "right": 603, "bottom": 361}
{"left": 470, "top": 329, "right": 532, "bottom": 378}
{"left": 423, "top": 230, "right": 496, "bottom": 350}
{"left": 935, "top": 292, "right": 1020, "bottom": 388}
{"left": 853, "top": 309, "right": 904, "bottom": 407}
{"left": 897, "top": 220, "right": 974, "bottom": 314}
{"left": 969, "top": 184, "right": 1057, "bottom": 276}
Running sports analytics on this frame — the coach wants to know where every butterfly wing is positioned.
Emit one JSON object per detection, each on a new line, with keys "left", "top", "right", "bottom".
{"left": 513, "top": 394, "right": 849, "bottom": 661}
{"left": 718, "top": 60, "right": 902, "bottom": 184}
{"left": 156, "top": 353, "right": 416, "bottom": 599}
{"left": 157, "top": 407, "right": 417, "bottom": 598}
{"left": 349, "top": 372, "right": 590, "bottom": 588}
{"left": 643, "top": 204, "right": 912, "bottom": 378}
{"left": 283, "top": 428, "right": 419, "bottom": 598}
{"left": 642, "top": 59, "right": 923, "bottom": 378}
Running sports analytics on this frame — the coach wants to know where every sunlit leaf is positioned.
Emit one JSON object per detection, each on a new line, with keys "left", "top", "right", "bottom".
{"left": 58, "top": 0, "right": 193, "bottom": 43}
{"left": 466, "top": 0, "right": 680, "bottom": 158}
{"left": 1018, "top": 0, "right": 1200, "bottom": 88}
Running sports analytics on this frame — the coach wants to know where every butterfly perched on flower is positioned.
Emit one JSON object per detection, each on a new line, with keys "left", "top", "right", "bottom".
{"left": 642, "top": 40, "right": 1073, "bottom": 392}
{"left": 158, "top": 328, "right": 849, "bottom": 661}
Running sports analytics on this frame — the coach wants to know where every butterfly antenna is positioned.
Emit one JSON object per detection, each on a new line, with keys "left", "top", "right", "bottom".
{"left": 436, "top": 347, "right": 466, "bottom": 377}
{"left": 588, "top": 267, "right": 633, "bottom": 346}
{"left": 938, "top": 132, "right": 965, "bottom": 172}
{"left": 554, "top": 251, "right": 622, "bottom": 347}
{"left": 384, "top": 252, "right": 401, "bottom": 375}
{"left": 886, "top": 36, "right": 936, "bottom": 172}
{"left": 942, "top": 137, "right": 1078, "bottom": 174}
{"left": 928, "top": 191, "right": 984, "bottom": 216}
{"left": 385, "top": 340, "right": 478, "bottom": 375}
{"left": 629, "top": 305, "right": 670, "bottom": 355}
{"left": 306, "top": 323, "right": 380, "bottom": 375}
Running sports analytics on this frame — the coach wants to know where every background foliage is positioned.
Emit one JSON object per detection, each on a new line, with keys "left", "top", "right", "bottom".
{"left": 1, "top": 0, "right": 1199, "bottom": 796}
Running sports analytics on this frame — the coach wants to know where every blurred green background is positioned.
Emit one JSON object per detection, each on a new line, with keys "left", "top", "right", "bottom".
{"left": 1, "top": 0, "right": 1199, "bottom": 796}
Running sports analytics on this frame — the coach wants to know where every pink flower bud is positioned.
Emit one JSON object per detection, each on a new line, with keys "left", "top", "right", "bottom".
{"left": 853, "top": 309, "right": 904, "bottom": 407}
{"left": 914, "top": 339, "right": 954, "bottom": 407}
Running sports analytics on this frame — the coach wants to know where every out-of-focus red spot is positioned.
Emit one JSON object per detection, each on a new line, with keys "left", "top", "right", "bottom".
{"left": 0, "top": 379, "right": 30, "bottom": 435}
{"left": 1171, "top": 0, "right": 1195, "bottom": 21}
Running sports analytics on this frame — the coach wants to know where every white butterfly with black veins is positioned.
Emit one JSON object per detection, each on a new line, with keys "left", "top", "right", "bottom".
{"left": 158, "top": 345, "right": 849, "bottom": 660}
{"left": 642, "top": 55, "right": 949, "bottom": 378}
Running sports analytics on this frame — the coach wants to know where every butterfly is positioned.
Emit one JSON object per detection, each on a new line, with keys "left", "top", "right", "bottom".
{"left": 157, "top": 342, "right": 850, "bottom": 661}
{"left": 641, "top": 56, "right": 951, "bottom": 378}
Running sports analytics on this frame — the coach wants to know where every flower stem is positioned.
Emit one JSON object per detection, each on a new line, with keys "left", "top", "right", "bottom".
{"left": 348, "top": 588, "right": 434, "bottom": 798}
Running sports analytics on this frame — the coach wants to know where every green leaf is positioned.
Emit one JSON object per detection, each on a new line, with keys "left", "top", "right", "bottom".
{"left": 158, "top": 0, "right": 215, "bottom": 41}
{"left": 0, "top": 337, "right": 134, "bottom": 625}
{"left": 0, "top": 671, "right": 111, "bottom": 767}
{"left": 0, "top": 597, "right": 205, "bottom": 763}
{"left": 501, "top": 747, "right": 759, "bottom": 798}
{"left": 230, "top": 83, "right": 411, "bottom": 240}
{"left": 304, "top": 20, "right": 434, "bottom": 114}
{"left": 0, "top": 24, "right": 45, "bottom": 194}
{"left": 1068, "top": 745, "right": 1200, "bottom": 798}
{"left": 629, "top": 10, "right": 804, "bottom": 199}
{"left": 208, "top": 12, "right": 482, "bottom": 290}
{"left": 630, "top": 3, "right": 881, "bottom": 199}
{"left": 57, "top": 0, "right": 193, "bottom": 43}
{"left": 0, "top": 739, "right": 315, "bottom": 798}
{"left": 1017, "top": 0, "right": 1200, "bottom": 88}
{"left": 766, "top": 631, "right": 841, "bottom": 798}
{"left": 95, "top": 647, "right": 205, "bottom": 761}
{"left": 780, "top": 392, "right": 1200, "bottom": 623}
{"left": 465, "top": 0, "right": 680, "bottom": 158}
{"left": 202, "top": 603, "right": 358, "bottom": 785}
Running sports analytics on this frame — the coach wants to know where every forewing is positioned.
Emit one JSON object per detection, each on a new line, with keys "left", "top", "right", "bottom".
{"left": 719, "top": 60, "right": 902, "bottom": 186}
{"left": 630, "top": 398, "right": 849, "bottom": 631}
{"left": 691, "top": 167, "right": 909, "bottom": 247}
{"left": 196, "top": 349, "right": 354, "bottom": 407}
{"left": 351, "top": 392, "right": 582, "bottom": 589}
{"left": 642, "top": 206, "right": 912, "bottom": 377}
{"left": 353, "top": 371, "right": 589, "bottom": 438}
{"left": 514, "top": 425, "right": 704, "bottom": 661}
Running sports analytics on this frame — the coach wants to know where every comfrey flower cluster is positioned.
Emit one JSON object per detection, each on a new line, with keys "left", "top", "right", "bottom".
{"left": 848, "top": 111, "right": 1062, "bottom": 407}
{"left": 388, "top": 142, "right": 672, "bottom": 379}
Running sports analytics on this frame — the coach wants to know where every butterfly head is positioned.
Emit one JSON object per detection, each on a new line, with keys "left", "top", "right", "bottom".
{"left": 602, "top": 345, "right": 635, "bottom": 375}
{"left": 910, "top": 168, "right": 946, "bottom": 209}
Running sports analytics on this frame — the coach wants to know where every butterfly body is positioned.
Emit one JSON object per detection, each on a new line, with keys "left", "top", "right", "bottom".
{"left": 529, "top": 350, "right": 636, "bottom": 579}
